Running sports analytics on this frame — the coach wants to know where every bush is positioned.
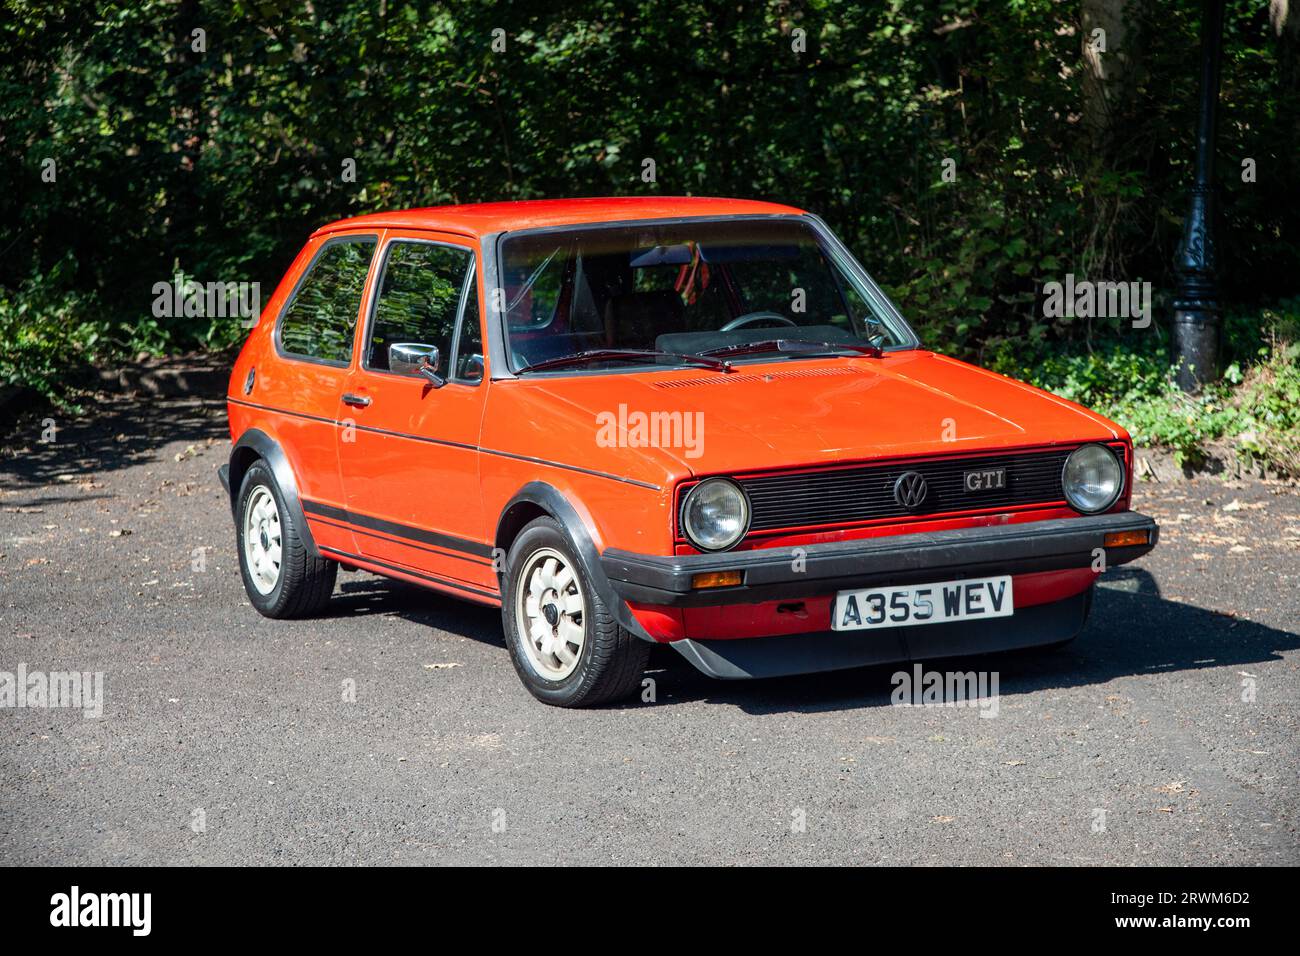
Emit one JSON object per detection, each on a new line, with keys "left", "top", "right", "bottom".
{"left": 0, "top": 259, "right": 108, "bottom": 407}
{"left": 986, "top": 301, "right": 1300, "bottom": 475}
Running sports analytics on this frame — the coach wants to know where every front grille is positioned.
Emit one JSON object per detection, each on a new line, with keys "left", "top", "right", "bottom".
{"left": 736, "top": 448, "right": 1073, "bottom": 533}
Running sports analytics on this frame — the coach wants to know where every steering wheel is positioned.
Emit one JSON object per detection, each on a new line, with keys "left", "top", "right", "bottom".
{"left": 720, "top": 310, "right": 800, "bottom": 332}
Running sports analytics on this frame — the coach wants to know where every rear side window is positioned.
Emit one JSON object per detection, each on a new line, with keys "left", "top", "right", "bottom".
{"left": 277, "top": 236, "right": 377, "bottom": 364}
{"left": 365, "top": 241, "right": 473, "bottom": 375}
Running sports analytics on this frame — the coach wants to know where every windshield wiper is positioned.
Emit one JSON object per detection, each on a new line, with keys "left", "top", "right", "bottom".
{"left": 520, "top": 348, "right": 734, "bottom": 374}
{"left": 698, "top": 338, "right": 883, "bottom": 359}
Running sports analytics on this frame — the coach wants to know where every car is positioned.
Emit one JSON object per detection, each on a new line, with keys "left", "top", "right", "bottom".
{"left": 219, "top": 196, "right": 1159, "bottom": 707}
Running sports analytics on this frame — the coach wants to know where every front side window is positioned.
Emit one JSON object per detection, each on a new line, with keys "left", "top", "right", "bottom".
{"left": 453, "top": 276, "right": 485, "bottom": 382}
{"left": 278, "top": 236, "right": 377, "bottom": 364}
{"left": 499, "top": 218, "right": 914, "bottom": 373}
{"left": 366, "top": 241, "right": 473, "bottom": 377}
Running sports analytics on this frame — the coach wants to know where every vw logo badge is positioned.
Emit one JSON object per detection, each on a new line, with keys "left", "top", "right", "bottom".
{"left": 893, "top": 471, "right": 928, "bottom": 509}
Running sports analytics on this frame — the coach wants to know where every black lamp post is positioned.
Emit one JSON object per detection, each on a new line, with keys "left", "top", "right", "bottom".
{"left": 1171, "top": 0, "right": 1227, "bottom": 392}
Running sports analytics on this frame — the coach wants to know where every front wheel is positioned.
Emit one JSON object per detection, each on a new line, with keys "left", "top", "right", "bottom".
{"left": 502, "top": 517, "right": 649, "bottom": 707}
{"left": 235, "top": 460, "right": 337, "bottom": 618}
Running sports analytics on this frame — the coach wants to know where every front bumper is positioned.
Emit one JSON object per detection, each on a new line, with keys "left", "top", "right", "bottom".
{"left": 673, "top": 587, "right": 1094, "bottom": 679}
{"left": 601, "top": 511, "right": 1158, "bottom": 607}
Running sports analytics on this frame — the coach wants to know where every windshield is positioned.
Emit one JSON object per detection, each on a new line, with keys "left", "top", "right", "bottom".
{"left": 499, "top": 217, "right": 913, "bottom": 372}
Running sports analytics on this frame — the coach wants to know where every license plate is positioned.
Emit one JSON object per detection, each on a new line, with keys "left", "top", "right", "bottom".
{"left": 831, "top": 575, "right": 1013, "bottom": 631}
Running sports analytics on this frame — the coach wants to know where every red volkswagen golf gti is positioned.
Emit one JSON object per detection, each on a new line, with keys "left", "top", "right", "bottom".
{"left": 220, "top": 197, "right": 1158, "bottom": 707}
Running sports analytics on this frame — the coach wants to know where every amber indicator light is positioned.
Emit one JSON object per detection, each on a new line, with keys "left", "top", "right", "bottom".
{"left": 1103, "top": 529, "right": 1150, "bottom": 548}
{"left": 691, "top": 570, "right": 743, "bottom": 589}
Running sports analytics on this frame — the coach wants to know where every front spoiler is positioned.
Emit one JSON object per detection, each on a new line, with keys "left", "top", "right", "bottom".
{"left": 673, "top": 587, "right": 1093, "bottom": 679}
{"left": 601, "top": 511, "right": 1158, "bottom": 607}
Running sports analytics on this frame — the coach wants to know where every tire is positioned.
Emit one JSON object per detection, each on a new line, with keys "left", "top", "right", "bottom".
{"left": 235, "top": 459, "right": 337, "bottom": 618}
{"left": 501, "top": 516, "right": 650, "bottom": 707}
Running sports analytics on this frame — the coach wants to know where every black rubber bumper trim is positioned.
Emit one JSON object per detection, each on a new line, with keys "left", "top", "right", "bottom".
{"left": 601, "top": 511, "right": 1158, "bottom": 607}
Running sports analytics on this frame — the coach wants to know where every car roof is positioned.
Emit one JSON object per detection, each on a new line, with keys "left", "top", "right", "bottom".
{"left": 311, "top": 196, "right": 807, "bottom": 240}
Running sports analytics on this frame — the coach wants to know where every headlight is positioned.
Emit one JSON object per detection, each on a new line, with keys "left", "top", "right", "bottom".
{"left": 681, "top": 479, "right": 750, "bottom": 551}
{"left": 1062, "top": 444, "right": 1123, "bottom": 513}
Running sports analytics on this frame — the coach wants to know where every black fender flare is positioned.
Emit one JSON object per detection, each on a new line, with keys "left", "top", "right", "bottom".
{"left": 496, "top": 481, "right": 654, "bottom": 643}
{"left": 224, "top": 428, "right": 321, "bottom": 559}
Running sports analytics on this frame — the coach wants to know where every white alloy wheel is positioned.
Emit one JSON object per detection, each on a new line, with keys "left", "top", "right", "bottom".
{"left": 515, "top": 547, "right": 586, "bottom": 680}
{"left": 243, "top": 485, "right": 283, "bottom": 595}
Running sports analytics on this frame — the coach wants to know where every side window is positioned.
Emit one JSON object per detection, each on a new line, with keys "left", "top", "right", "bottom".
{"left": 366, "top": 241, "right": 472, "bottom": 374}
{"left": 453, "top": 268, "right": 485, "bottom": 383}
{"left": 278, "top": 236, "right": 376, "bottom": 364}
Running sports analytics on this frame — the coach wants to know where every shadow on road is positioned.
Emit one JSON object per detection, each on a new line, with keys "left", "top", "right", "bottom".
{"left": 656, "top": 567, "right": 1300, "bottom": 714}
{"left": 323, "top": 566, "right": 1298, "bottom": 714}
{"left": 0, "top": 394, "right": 228, "bottom": 496}
{"left": 331, "top": 576, "right": 505, "bottom": 648}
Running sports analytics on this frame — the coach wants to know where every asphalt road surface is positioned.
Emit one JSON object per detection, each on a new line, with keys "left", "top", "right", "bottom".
{"left": 2, "top": 392, "right": 1297, "bottom": 865}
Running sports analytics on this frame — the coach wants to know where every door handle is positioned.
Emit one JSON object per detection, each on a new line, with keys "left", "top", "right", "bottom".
{"left": 342, "top": 392, "right": 371, "bottom": 408}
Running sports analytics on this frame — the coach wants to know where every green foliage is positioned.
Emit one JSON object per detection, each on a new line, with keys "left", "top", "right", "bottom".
{"left": 0, "top": 258, "right": 105, "bottom": 406}
{"left": 992, "top": 301, "right": 1300, "bottom": 474}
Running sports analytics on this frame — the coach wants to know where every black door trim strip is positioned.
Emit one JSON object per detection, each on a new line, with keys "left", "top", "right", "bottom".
{"left": 305, "top": 513, "right": 495, "bottom": 567}
{"left": 318, "top": 545, "right": 499, "bottom": 600}
{"left": 227, "top": 396, "right": 661, "bottom": 490}
{"left": 302, "top": 499, "right": 495, "bottom": 559}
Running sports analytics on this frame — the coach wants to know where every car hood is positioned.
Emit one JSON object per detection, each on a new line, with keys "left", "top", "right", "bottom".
{"left": 492, "top": 350, "right": 1121, "bottom": 482}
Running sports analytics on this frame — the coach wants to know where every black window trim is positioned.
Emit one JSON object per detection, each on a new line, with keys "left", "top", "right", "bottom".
{"left": 274, "top": 233, "right": 380, "bottom": 369}
{"left": 359, "top": 236, "right": 483, "bottom": 386}
{"left": 448, "top": 250, "right": 486, "bottom": 387}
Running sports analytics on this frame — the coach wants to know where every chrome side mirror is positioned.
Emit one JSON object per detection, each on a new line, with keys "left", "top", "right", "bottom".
{"left": 389, "top": 342, "right": 444, "bottom": 387}
{"left": 461, "top": 354, "right": 484, "bottom": 381}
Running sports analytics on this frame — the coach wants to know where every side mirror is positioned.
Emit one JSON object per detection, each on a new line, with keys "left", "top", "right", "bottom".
{"left": 389, "top": 342, "right": 445, "bottom": 388}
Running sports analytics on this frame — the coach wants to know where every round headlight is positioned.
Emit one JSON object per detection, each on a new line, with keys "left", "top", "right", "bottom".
{"left": 1062, "top": 444, "right": 1123, "bottom": 513}
{"left": 681, "top": 479, "right": 750, "bottom": 551}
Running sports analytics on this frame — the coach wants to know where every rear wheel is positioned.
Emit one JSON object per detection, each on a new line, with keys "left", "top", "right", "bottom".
{"left": 502, "top": 517, "right": 649, "bottom": 707}
{"left": 236, "top": 460, "right": 336, "bottom": 618}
